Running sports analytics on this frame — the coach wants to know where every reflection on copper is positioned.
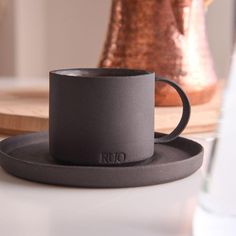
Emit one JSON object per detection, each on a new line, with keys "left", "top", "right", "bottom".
{"left": 99, "top": 0, "right": 217, "bottom": 106}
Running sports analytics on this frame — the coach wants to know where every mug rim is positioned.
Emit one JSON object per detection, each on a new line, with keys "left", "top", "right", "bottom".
{"left": 49, "top": 68, "right": 155, "bottom": 79}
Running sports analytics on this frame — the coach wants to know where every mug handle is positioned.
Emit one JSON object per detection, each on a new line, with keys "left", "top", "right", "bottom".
{"left": 155, "top": 77, "right": 191, "bottom": 144}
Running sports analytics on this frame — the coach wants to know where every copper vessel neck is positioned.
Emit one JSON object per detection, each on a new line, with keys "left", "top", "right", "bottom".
{"left": 99, "top": 0, "right": 217, "bottom": 106}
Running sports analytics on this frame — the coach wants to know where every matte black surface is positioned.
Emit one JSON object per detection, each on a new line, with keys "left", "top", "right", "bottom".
{"left": 155, "top": 78, "right": 191, "bottom": 143}
{"left": 49, "top": 68, "right": 190, "bottom": 166}
{"left": 0, "top": 132, "right": 203, "bottom": 188}
{"left": 49, "top": 68, "right": 155, "bottom": 165}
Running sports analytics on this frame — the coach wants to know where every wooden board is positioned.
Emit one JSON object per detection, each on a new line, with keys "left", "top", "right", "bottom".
{"left": 0, "top": 80, "right": 223, "bottom": 135}
{"left": 0, "top": 80, "right": 49, "bottom": 135}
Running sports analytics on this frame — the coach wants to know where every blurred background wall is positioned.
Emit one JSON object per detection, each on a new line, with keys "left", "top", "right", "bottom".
{"left": 0, "top": 0, "right": 234, "bottom": 79}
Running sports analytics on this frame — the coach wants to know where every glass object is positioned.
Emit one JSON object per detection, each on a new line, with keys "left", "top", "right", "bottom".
{"left": 192, "top": 49, "right": 236, "bottom": 235}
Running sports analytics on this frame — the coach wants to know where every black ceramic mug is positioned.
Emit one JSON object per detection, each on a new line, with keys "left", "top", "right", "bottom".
{"left": 49, "top": 68, "right": 190, "bottom": 166}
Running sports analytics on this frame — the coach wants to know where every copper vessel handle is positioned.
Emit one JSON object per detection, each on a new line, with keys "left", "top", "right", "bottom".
{"left": 155, "top": 78, "right": 191, "bottom": 143}
{"left": 172, "top": 0, "right": 192, "bottom": 35}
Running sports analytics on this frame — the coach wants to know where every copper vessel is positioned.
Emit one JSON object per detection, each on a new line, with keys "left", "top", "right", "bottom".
{"left": 99, "top": 0, "right": 217, "bottom": 106}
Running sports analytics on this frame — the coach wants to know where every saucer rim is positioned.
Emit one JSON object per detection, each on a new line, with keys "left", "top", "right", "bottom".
{"left": 0, "top": 132, "right": 204, "bottom": 188}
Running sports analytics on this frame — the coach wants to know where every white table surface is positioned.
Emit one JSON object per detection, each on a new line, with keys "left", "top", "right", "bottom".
{"left": 0, "top": 134, "right": 214, "bottom": 236}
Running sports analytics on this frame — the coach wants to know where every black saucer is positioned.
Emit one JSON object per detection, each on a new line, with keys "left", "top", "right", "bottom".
{"left": 0, "top": 132, "right": 203, "bottom": 188}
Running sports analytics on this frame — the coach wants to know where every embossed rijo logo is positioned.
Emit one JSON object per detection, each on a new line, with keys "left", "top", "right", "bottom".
{"left": 99, "top": 152, "right": 126, "bottom": 164}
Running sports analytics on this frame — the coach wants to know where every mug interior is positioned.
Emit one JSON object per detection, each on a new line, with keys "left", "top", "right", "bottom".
{"left": 51, "top": 68, "right": 153, "bottom": 78}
